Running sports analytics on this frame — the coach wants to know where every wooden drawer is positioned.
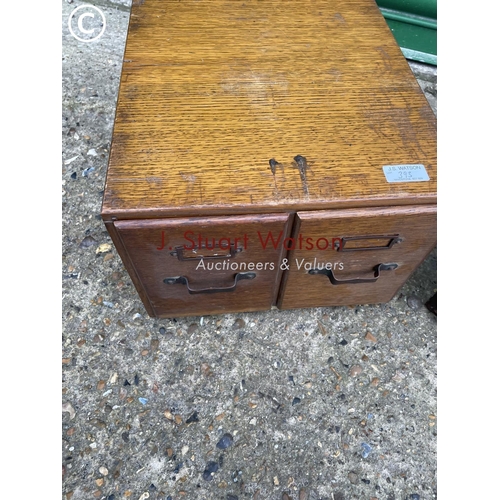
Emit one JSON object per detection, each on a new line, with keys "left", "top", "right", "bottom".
{"left": 112, "top": 214, "right": 292, "bottom": 317}
{"left": 279, "top": 206, "right": 436, "bottom": 309}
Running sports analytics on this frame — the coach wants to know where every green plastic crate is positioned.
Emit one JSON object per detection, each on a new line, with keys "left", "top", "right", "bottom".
{"left": 376, "top": 0, "right": 437, "bottom": 65}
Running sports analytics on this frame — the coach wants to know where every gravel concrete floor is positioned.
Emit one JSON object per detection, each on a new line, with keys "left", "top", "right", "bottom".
{"left": 62, "top": 1, "right": 437, "bottom": 499}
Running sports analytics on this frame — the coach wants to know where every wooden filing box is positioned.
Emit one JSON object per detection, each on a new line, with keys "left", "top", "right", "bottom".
{"left": 101, "top": 0, "right": 437, "bottom": 318}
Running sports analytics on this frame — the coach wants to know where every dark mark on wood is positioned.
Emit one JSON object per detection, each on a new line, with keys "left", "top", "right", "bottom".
{"left": 269, "top": 158, "right": 279, "bottom": 175}
{"left": 293, "top": 155, "right": 309, "bottom": 196}
{"left": 269, "top": 158, "right": 282, "bottom": 190}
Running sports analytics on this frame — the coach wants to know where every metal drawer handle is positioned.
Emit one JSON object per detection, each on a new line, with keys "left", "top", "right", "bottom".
{"left": 163, "top": 272, "right": 256, "bottom": 294}
{"left": 308, "top": 263, "right": 398, "bottom": 285}
{"left": 336, "top": 235, "right": 402, "bottom": 252}
{"left": 170, "top": 244, "right": 242, "bottom": 261}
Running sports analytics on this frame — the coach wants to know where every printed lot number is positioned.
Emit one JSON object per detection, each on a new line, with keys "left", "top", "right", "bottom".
{"left": 383, "top": 164, "right": 430, "bottom": 183}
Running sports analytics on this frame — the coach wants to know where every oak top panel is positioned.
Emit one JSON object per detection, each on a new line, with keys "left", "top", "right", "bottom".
{"left": 102, "top": 0, "right": 437, "bottom": 218}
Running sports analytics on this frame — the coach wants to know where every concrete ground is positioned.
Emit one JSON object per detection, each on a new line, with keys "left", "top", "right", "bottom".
{"left": 62, "top": 1, "right": 437, "bottom": 499}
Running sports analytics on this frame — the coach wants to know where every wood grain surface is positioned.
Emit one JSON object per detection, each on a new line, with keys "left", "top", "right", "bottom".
{"left": 102, "top": 0, "right": 436, "bottom": 220}
{"left": 278, "top": 205, "right": 437, "bottom": 309}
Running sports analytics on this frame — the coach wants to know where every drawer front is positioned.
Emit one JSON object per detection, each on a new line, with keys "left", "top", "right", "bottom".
{"left": 278, "top": 206, "right": 436, "bottom": 309}
{"left": 114, "top": 214, "right": 292, "bottom": 317}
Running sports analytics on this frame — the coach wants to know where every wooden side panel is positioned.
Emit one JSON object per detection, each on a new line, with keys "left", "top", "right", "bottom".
{"left": 104, "top": 219, "right": 156, "bottom": 316}
{"left": 114, "top": 214, "right": 292, "bottom": 317}
{"left": 278, "top": 205, "right": 436, "bottom": 309}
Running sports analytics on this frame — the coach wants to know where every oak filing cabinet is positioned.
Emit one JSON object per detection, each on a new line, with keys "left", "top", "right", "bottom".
{"left": 101, "top": 0, "right": 437, "bottom": 318}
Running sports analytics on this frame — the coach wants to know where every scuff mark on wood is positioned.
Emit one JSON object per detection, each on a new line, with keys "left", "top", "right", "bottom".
{"left": 269, "top": 158, "right": 283, "bottom": 191}
{"left": 375, "top": 46, "right": 393, "bottom": 71}
{"left": 145, "top": 176, "right": 163, "bottom": 186}
{"left": 293, "top": 155, "right": 310, "bottom": 196}
{"left": 269, "top": 158, "right": 279, "bottom": 176}
{"left": 180, "top": 173, "right": 196, "bottom": 183}
{"left": 332, "top": 13, "right": 346, "bottom": 24}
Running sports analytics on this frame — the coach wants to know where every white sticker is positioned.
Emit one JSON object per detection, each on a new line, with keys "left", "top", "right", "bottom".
{"left": 383, "top": 164, "right": 430, "bottom": 182}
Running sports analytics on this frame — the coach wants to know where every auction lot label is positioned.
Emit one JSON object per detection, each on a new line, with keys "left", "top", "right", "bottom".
{"left": 383, "top": 164, "right": 430, "bottom": 182}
